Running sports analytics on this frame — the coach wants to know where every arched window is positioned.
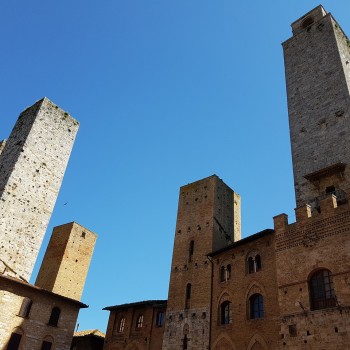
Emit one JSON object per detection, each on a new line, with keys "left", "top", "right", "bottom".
{"left": 185, "top": 283, "right": 192, "bottom": 309}
{"left": 248, "top": 254, "right": 262, "bottom": 274}
{"left": 249, "top": 294, "right": 264, "bottom": 319}
{"left": 136, "top": 314, "right": 143, "bottom": 329}
{"left": 220, "top": 301, "right": 232, "bottom": 325}
{"left": 118, "top": 317, "right": 125, "bottom": 332}
{"left": 189, "top": 241, "right": 194, "bottom": 262}
{"left": 48, "top": 307, "right": 60, "bottom": 327}
{"left": 18, "top": 297, "right": 32, "bottom": 318}
{"left": 309, "top": 269, "right": 336, "bottom": 310}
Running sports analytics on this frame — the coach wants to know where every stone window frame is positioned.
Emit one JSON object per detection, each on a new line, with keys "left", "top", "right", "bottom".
{"left": 308, "top": 268, "right": 336, "bottom": 311}
{"left": 40, "top": 336, "right": 54, "bottom": 350}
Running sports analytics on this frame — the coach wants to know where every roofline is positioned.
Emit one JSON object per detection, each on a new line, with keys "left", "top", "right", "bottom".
{"left": 0, "top": 274, "right": 88, "bottom": 308}
{"left": 208, "top": 229, "right": 274, "bottom": 257}
{"left": 103, "top": 299, "right": 167, "bottom": 311}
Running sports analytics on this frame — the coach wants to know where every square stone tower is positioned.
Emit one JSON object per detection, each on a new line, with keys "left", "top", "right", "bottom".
{"left": 35, "top": 222, "right": 97, "bottom": 301}
{"left": 162, "top": 175, "right": 241, "bottom": 350}
{"left": 0, "top": 98, "right": 79, "bottom": 281}
{"left": 283, "top": 5, "right": 350, "bottom": 208}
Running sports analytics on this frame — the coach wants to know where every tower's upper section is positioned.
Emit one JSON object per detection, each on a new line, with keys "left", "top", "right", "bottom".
{"left": 283, "top": 6, "right": 350, "bottom": 209}
{"left": 35, "top": 222, "right": 97, "bottom": 301}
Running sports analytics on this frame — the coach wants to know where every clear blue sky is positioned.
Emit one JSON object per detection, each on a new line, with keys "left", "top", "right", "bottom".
{"left": 1, "top": 0, "right": 350, "bottom": 334}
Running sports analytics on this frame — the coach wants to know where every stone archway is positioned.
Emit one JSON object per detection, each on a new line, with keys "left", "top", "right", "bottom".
{"left": 212, "top": 334, "right": 236, "bottom": 350}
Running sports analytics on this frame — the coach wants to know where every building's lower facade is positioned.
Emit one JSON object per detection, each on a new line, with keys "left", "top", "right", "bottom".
{"left": 71, "top": 330, "right": 105, "bottom": 350}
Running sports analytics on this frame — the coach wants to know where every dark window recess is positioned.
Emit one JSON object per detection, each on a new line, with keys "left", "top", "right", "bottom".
{"left": 41, "top": 341, "right": 52, "bottom": 350}
{"left": 6, "top": 333, "right": 22, "bottom": 350}
{"left": 220, "top": 301, "right": 232, "bottom": 325}
{"left": 309, "top": 269, "right": 336, "bottom": 310}
{"left": 325, "top": 186, "right": 335, "bottom": 194}
{"left": 289, "top": 324, "right": 297, "bottom": 337}
{"left": 185, "top": 283, "right": 192, "bottom": 309}
{"left": 183, "top": 335, "right": 188, "bottom": 350}
{"left": 156, "top": 311, "right": 164, "bottom": 327}
{"left": 48, "top": 307, "right": 60, "bottom": 326}
{"left": 189, "top": 241, "right": 194, "bottom": 262}
{"left": 250, "top": 294, "right": 264, "bottom": 319}
{"left": 18, "top": 297, "right": 32, "bottom": 318}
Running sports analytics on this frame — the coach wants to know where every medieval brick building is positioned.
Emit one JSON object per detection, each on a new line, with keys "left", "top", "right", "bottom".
{"left": 0, "top": 98, "right": 97, "bottom": 350}
{"left": 103, "top": 5, "right": 350, "bottom": 350}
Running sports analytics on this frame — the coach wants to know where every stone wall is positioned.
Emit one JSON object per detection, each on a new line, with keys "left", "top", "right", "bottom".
{"left": 0, "top": 98, "right": 79, "bottom": 281}
{"left": 0, "top": 275, "right": 83, "bottom": 350}
{"left": 283, "top": 6, "right": 350, "bottom": 208}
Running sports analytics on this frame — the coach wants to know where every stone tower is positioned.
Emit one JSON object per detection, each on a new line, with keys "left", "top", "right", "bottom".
{"left": 35, "top": 222, "right": 97, "bottom": 301}
{"left": 162, "top": 175, "right": 241, "bottom": 350}
{"left": 283, "top": 5, "right": 350, "bottom": 208}
{"left": 0, "top": 98, "right": 79, "bottom": 281}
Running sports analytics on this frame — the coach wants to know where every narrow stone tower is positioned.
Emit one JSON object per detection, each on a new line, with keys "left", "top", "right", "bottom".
{"left": 283, "top": 5, "right": 350, "bottom": 208}
{"left": 0, "top": 98, "right": 79, "bottom": 281}
{"left": 162, "top": 175, "right": 241, "bottom": 350}
{"left": 35, "top": 222, "right": 97, "bottom": 301}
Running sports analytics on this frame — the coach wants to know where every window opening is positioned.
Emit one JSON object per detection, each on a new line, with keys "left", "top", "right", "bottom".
{"left": 48, "top": 307, "right": 60, "bottom": 327}
{"left": 18, "top": 297, "right": 32, "bottom": 318}
{"left": 189, "top": 241, "right": 194, "bottom": 262}
{"left": 41, "top": 341, "right": 52, "bottom": 350}
{"left": 183, "top": 335, "right": 188, "bottom": 350}
{"left": 136, "top": 315, "right": 143, "bottom": 329}
{"left": 118, "top": 317, "right": 125, "bottom": 332}
{"left": 6, "top": 333, "right": 22, "bottom": 350}
{"left": 220, "top": 301, "right": 232, "bottom": 325}
{"left": 156, "top": 311, "right": 164, "bottom": 327}
{"left": 250, "top": 294, "right": 264, "bottom": 319}
{"left": 185, "top": 283, "right": 192, "bottom": 309}
{"left": 309, "top": 269, "right": 336, "bottom": 310}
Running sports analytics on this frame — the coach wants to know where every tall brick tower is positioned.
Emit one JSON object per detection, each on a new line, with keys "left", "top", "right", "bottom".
{"left": 283, "top": 5, "right": 350, "bottom": 208}
{"left": 35, "top": 222, "right": 97, "bottom": 301}
{"left": 162, "top": 175, "right": 241, "bottom": 350}
{"left": 0, "top": 98, "right": 79, "bottom": 281}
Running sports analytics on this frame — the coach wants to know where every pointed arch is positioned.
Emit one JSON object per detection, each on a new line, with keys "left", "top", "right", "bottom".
{"left": 245, "top": 280, "right": 266, "bottom": 301}
{"left": 247, "top": 333, "right": 268, "bottom": 350}
{"left": 212, "top": 334, "right": 237, "bottom": 350}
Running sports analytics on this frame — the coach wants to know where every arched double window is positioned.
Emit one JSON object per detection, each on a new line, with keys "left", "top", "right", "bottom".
{"left": 309, "top": 269, "right": 336, "bottom": 310}
{"left": 247, "top": 254, "right": 261, "bottom": 274}
{"left": 249, "top": 294, "right": 264, "bottom": 319}
{"left": 220, "top": 264, "right": 231, "bottom": 282}
{"left": 48, "top": 307, "right": 60, "bottom": 327}
{"left": 136, "top": 314, "right": 143, "bottom": 329}
{"left": 118, "top": 317, "right": 125, "bottom": 332}
{"left": 220, "top": 301, "right": 232, "bottom": 325}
